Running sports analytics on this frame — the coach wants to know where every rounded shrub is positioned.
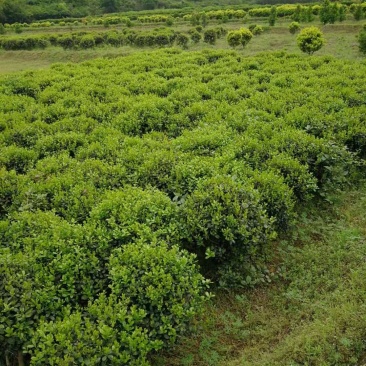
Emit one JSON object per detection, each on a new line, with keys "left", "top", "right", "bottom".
{"left": 248, "top": 24, "right": 257, "bottom": 32}
{"left": 88, "top": 186, "right": 179, "bottom": 257}
{"left": 57, "top": 34, "right": 74, "bottom": 49}
{"left": 240, "top": 27, "right": 253, "bottom": 47}
{"left": 203, "top": 29, "right": 217, "bottom": 44}
{"left": 191, "top": 30, "right": 202, "bottom": 43}
{"left": 109, "top": 241, "right": 210, "bottom": 344}
{"left": 0, "top": 211, "right": 99, "bottom": 362}
{"left": 227, "top": 28, "right": 253, "bottom": 48}
{"left": 79, "top": 34, "right": 96, "bottom": 49}
{"left": 181, "top": 175, "right": 274, "bottom": 266}
{"left": 29, "top": 242, "right": 210, "bottom": 365}
{"left": 176, "top": 33, "right": 189, "bottom": 48}
{"left": 297, "top": 26, "right": 325, "bottom": 55}
{"left": 105, "top": 31, "right": 121, "bottom": 46}
{"left": 252, "top": 25, "right": 264, "bottom": 35}
{"left": 29, "top": 295, "right": 157, "bottom": 366}
{"left": 227, "top": 30, "right": 242, "bottom": 48}
{"left": 0, "top": 145, "right": 37, "bottom": 174}
{"left": 289, "top": 21, "right": 300, "bottom": 34}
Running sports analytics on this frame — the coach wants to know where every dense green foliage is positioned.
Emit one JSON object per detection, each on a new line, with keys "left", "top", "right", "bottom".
{"left": 1, "top": 49, "right": 366, "bottom": 364}
{"left": 0, "top": 0, "right": 248, "bottom": 22}
{"left": 158, "top": 188, "right": 366, "bottom": 366}
{"left": 297, "top": 26, "right": 325, "bottom": 54}
{"left": 1, "top": 2, "right": 360, "bottom": 29}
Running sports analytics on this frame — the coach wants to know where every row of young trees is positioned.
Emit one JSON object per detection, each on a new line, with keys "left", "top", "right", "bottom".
{"left": 2, "top": 23, "right": 364, "bottom": 55}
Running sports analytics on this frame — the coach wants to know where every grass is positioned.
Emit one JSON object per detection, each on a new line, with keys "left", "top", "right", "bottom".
{"left": 152, "top": 183, "right": 366, "bottom": 365}
{"left": 0, "top": 18, "right": 364, "bottom": 74}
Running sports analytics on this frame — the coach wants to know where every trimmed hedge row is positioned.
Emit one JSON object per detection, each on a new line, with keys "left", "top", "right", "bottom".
{"left": 0, "top": 27, "right": 230, "bottom": 50}
{"left": 0, "top": 29, "right": 177, "bottom": 50}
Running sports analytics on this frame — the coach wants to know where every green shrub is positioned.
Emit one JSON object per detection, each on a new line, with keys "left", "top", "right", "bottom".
{"left": 227, "top": 28, "right": 252, "bottom": 48}
{"left": 57, "top": 34, "right": 74, "bottom": 49}
{"left": 248, "top": 24, "right": 257, "bottom": 32}
{"left": 166, "top": 16, "right": 174, "bottom": 26}
{"left": 0, "top": 168, "right": 24, "bottom": 217}
{"left": 240, "top": 27, "right": 253, "bottom": 47}
{"left": 79, "top": 34, "right": 95, "bottom": 49}
{"left": 359, "top": 28, "right": 366, "bottom": 54}
{"left": 214, "top": 26, "right": 227, "bottom": 38}
{"left": 252, "top": 25, "right": 264, "bottom": 35}
{"left": 289, "top": 21, "right": 300, "bottom": 34}
{"left": 105, "top": 31, "right": 122, "bottom": 46}
{"left": 0, "top": 145, "right": 37, "bottom": 174}
{"left": 203, "top": 29, "right": 217, "bottom": 45}
{"left": 29, "top": 241, "right": 209, "bottom": 365}
{"left": 88, "top": 186, "right": 179, "bottom": 258}
{"left": 0, "top": 212, "right": 99, "bottom": 362}
{"left": 227, "top": 30, "right": 242, "bottom": 48}
{"left": 14, "top": 24, "right": 23, "bottom": 34}
{"left": 191, "top": 30, "right": 202, "bottom": 43}
{"left": 181, "top": 176, "right": 274, "bottom": 268}
{"left": 176, "top": 33, "right": 189, "bottom": 48}
{"left": 109, "top": 241, "right": 210, "bottom": 344}
{"left": 353, "top": 4, "right": 363, "bottom": 21}
{"left": 297, "top": 27, "right": 325, "bottom": 55}
{"left": 29, "top": 295, "right": 157, "bottom": 366}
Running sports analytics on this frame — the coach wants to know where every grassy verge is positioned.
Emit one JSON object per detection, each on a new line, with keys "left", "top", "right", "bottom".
{"left": 153, "top": 183, "right": 366, "bottom": 365}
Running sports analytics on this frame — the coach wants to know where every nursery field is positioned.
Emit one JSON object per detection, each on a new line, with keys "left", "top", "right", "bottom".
{"left": 0, "top": 20, "right": 364, "bottom": 74}
{"left": 1, "top": 1, "right": 366, "bottom": 73}
{"left": 1, "top": 47, "right": 366, "bottom": 365}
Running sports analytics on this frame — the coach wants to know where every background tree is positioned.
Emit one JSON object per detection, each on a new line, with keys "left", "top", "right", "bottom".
{"left": 292, "top": 5, "right": 302, "bottom": 22}
{"left": 0, "top": 0, "right": 29, "bottom": 23}
{"left": 359, "top": 26, "right": 366, "bottom": 53}
{"left": 320, "top": 0, "right": 338, "bottom": 25}
{"left": 100, "top": 0, "right": 120, "bottom": 13}
{"left": 338, "top": 5, "right": 347, "bottom": 22}
{"left": 353, "top": 4, "right": 364, "bottom": 21}
{"left": 297, "top": 26, "right": 325, "bottom": 55}
{"left": 305, "top": 6, "right": 315, "bottom": 22}
{"left": 268, "top": 6, "right": 277, "bottom": 26}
